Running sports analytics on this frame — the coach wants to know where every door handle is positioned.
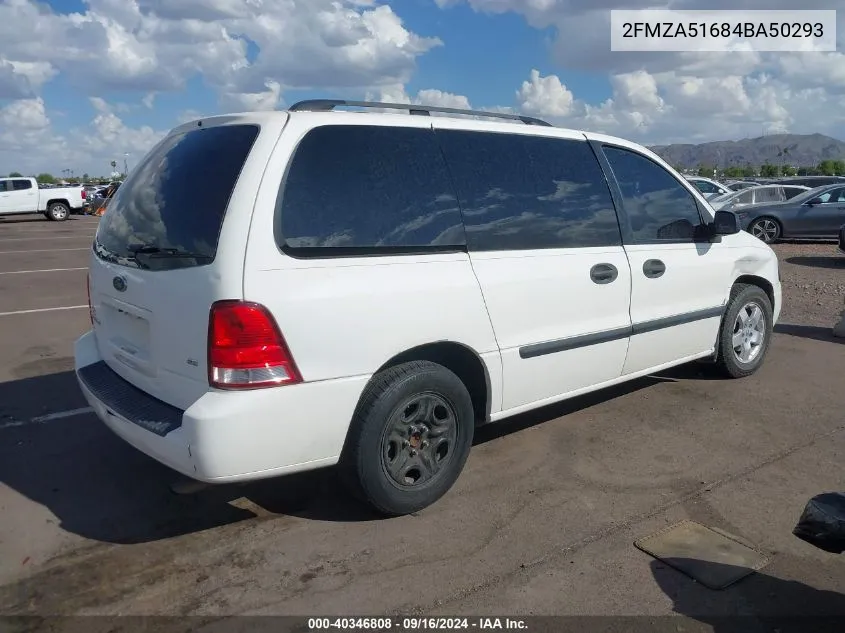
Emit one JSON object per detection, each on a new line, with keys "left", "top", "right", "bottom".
{"left": 590, "top": 263, "right": 618, "bottom": 284}
{"left": 643, "top": 259, "right": 666, "bottom": 278}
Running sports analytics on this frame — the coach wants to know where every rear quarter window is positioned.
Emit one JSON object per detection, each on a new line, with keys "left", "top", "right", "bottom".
{"left": 276, "top": 124, "right": 465, "bottom": 256}
{"left": 94, "top": 124, "right": 259, "bottom": 270}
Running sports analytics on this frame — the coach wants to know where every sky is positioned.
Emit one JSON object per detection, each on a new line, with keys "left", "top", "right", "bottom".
{"left": 1, "top": 0, "right": 844, "bottom": 177}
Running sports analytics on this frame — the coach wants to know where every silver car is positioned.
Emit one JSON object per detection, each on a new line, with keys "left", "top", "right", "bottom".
{"left": 708, "top": 184, "right": 810, "bottom": 212}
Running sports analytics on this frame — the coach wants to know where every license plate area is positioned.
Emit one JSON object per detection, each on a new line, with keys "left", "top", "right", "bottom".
{"left": 100, "top": 300, "right": 153, "bottom": 374}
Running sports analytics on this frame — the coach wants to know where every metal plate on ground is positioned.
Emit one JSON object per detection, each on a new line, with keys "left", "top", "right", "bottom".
{"left": 635, "top": 519, "right": 770, "bottom": 590}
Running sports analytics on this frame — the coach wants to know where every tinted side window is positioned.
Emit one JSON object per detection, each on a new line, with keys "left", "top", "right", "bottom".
{"left": 11, "top": 179, "right": 32, "bottom": 190}
{"left": 0, "top": 181, "right": 8, "bottom": 192}
{"left": 737, "top": 191, "right": 753, "bottom": 204}
{"left": 437, "top": 130, "right": 620, "bottom": 250}
{"left": 603, "top": 146, "right": 702, "bottom": 243}
{"left": 816, "top": 187, "right": 845, "bottom": 203}
{"left": 278, "top": 125, "right": 464, "bottom": 254}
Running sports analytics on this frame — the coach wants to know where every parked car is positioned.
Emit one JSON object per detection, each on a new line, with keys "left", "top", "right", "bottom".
{"left": 685, "top": 176, "right": 733, "bottom": 199}
{"left": 74, "top": 99, "right": 782, "bottom": 516}
{"left": 770, "top": 176, "right": 845, "bottom": 188}
{"left": 737, "top": 184, "right": 845, "bottom": 243}
{"left": 709, "top": 184, "right": 810, "bottom": 211}
{"left": 725, "top": 181, "right": 761, "bottom": 191}
{"left": 0, "top": 177, "right": 86, "bottom": 221}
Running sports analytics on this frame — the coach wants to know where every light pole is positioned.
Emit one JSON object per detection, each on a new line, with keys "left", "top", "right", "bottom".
{"left": 123, "top": 153, "right": 130, "bottom": 178}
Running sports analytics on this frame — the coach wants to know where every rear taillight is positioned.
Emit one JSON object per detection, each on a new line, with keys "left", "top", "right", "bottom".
{"left": 81, "top": 189, "right": 87, "bottom": 200}
{"left": 208, "top": 300, "right": 302, "bottom": 390}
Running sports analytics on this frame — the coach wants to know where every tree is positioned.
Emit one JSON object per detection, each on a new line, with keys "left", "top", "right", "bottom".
{"left": 742, "top": 164, "right": 757, "bottom": 178}
{"left": 759, "top": 163, "right": 776, "bottom": 177}
{"left": 36, "top": 173, "right": 56, "bottom": 184}
{"left": 816, "top": 160, "right": 845, "bottom": 176}
{"left": 82, "top": 173, "right": 90, "bottom": 181}
{"left": 781, "top": 165, "right": 797, "bottom": 177}
{"left": 724, "top": 166, "right": 744, "bottom": 178}
{"left": 696, "top": 164, "right": 714, "bottom": 177}
{"left": 8, "top": 171, "right": 22, "bottom": 177}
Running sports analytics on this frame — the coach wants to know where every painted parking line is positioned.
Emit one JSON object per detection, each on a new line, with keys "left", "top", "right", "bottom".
{"left": 0, "top": 407, "right": 95, "bottom": 430}
{"left": 0, "top": 305, "right": 87, "bottom": 317}
{"left": 0, "top": 248, "right": 90, "bottom": 254}
{"left": 0, "top": 267, "right": 87, "bottom": 275}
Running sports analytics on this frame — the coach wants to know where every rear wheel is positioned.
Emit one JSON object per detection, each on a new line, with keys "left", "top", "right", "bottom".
{"left": 748, "top": 217, "right": 780, "bottom": 243}
{"left": 714, "top": 284, "right": 773, "bottom": 379}
{"left": 46, "top": 202, "right": 69, "bottom": 221}
{"left": 341, "top": 360, "right": 474, "bottom": 516}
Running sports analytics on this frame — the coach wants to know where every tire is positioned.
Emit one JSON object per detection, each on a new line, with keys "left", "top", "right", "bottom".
{"left": 714, "top": 284, "right": 774, "bottom": 379}
{"left": 340, "top": 360, "right": 475, "bottom": 516}
{"left": 748, "top": 217, "right": 781, "bottom": 244}
{"left": 46, "top": 202, "right": 69, "bottom": 221}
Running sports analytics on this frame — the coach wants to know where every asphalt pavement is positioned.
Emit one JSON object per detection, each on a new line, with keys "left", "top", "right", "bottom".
{"left": 0, "top": 214, "right": 843, "bottom": 626}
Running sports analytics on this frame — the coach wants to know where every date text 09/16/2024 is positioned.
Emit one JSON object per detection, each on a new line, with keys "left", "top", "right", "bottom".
{"left": 306, "top": 617, "right": 528, "bottom": 631}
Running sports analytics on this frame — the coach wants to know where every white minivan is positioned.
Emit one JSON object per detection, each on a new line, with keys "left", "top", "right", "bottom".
{"left": 75, "top": 100, "right": 782, "bottom": 516}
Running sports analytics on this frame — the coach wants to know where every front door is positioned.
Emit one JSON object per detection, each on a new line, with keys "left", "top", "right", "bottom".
{"left": 793, "top": 186, "right": 845, "bottom": 238}
{"left": 434, "top": 123, "right": 632, "bottom": 413}
{"left": 10, "top": 179, "right": 38, "bottom": 212}
{"left": 596, "top": 142, "right": 733, "bottom": 375}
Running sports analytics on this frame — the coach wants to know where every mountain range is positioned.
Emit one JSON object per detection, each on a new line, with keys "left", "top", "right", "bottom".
{"left": 648, "top": 133, "right": 845, "bottom": 169}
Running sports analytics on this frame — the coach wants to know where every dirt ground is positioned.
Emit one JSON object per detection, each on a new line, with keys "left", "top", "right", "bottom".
{"left": 773, "top": 242, "right": 845, "bottom": 328}
{"left": 0, "top": 218, "right": 843, "bottom": 629}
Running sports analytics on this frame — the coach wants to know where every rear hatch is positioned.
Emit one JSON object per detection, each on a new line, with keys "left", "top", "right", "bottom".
{"left": 87, "top": 122, "right": 262, "bottom": 410}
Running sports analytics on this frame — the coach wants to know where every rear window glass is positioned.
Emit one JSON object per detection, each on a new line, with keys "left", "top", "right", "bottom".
{"left": 94, "top": 124, "right": 259, "bottom": 270}
{"left": 276, "top": 124, "right": 465, "bottom": 255}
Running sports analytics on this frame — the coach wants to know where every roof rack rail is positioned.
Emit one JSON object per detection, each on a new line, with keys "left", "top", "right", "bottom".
{"left": 287, "top": 99, "right": 553, "bottom": 127}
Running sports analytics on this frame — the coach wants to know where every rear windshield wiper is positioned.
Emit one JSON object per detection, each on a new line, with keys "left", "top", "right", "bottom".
{"left": 128, "top": 245, "right": 212, "bottom": 261}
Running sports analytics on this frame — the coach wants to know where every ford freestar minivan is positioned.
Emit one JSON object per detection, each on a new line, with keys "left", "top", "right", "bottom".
{"left": 75, "top": 100, "right": 782, "bottom": 516}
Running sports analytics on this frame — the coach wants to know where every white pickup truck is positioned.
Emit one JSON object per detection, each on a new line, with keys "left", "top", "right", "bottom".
{"left": 0, "top": 177, "right": 87, "bottom": 221}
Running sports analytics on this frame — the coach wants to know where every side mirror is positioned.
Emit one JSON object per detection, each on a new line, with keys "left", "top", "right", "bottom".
{"left": 712, "top": 210, "right": 741, "bottom": 236}
{"left": 806, "top": 198, "right": 821, "bottom": 206}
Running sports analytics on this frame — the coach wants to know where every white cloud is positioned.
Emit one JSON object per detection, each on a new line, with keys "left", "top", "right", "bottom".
{"left": 517, "top": 69, "right": 575, "bottom": 117}
{"left": 437, "top": 1, "right": 845, "bottom": 143}
{"left": 0, "top": 0, "right": 440, "bottom": 100}
{"left": 220, "top": 80, "right": 282, "bottom": 112}
{"left": 0, "top": 96, "right": 166, "bottom": 178}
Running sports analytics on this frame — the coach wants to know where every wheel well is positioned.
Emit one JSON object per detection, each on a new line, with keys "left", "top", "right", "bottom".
{"left": 734, "top": 274, "right": 774, "bottom": 308}
{"left": 47, "top": 199, "right": 70, "bottom": 208}
{"left": 377, "top": 342, "right": 491, "bottom": 424}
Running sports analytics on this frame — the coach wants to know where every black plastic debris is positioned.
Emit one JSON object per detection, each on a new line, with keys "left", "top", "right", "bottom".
{"left": 793, "top": 492, "right": 845, "bottom": 554}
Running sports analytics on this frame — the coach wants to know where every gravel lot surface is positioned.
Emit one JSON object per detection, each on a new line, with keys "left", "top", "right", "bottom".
{"left": 773, "top": 242, "right": 845, "bottom": 328}
{"left": 0, "top": 217, "right": 843, "bottom": 630}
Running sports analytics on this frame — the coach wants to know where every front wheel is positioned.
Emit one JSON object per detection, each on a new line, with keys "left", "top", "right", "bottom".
{"left": 340, "top": 360, "right": 475, "bottom": 516}
{"left": 748, "top": 217, "right": 780, "bottom": 243}
{"left": 46, "top": 202, "right": 69, "bottom": 221}
{"left": 714, "top": 284, "right": 774, "bottom": 379}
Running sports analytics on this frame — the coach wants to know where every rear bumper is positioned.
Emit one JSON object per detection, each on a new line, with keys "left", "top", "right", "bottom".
{"left": 74, "top": 330, "right": 369, "bottom": 483}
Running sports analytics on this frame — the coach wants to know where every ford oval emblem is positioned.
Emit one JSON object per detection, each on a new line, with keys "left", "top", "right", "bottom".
{"left": 112, "top": 276, "right": 127, "bottom": 292}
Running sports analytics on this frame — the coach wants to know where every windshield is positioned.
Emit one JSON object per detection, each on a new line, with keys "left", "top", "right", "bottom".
{"left": 94, "top": 124, "right": 259, "bottom": 271}
{"left": 788, "top": 185, "right": 831, "bottom": 205}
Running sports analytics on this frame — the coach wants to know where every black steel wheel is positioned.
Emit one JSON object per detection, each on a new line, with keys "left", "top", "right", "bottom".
{"left": 341, "top": 360, "right": 474, "bottom": 516}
